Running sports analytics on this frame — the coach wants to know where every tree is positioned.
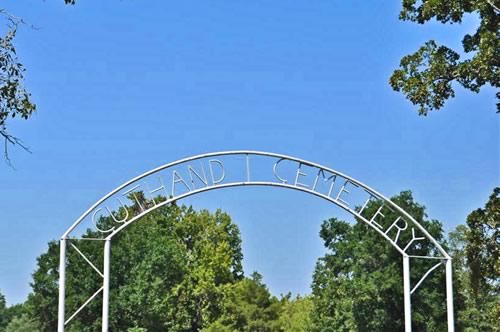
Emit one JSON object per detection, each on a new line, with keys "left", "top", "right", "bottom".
{"left": 390, "top": 0, "right": 499, "bottom": 115}
{"left": 447, "top": 187, "right": 500, "bottom": 331}
{"left": 278, "top": 295, "right": 313, "bottom": 332}
{"left": 0, "top": 291, "right": 6, "bottom": 331}
{"left": 447, "top": 224, "right": 499, "bottom": 331}
{"left": 204, "top": 272, "right": 283, "bottom": 332}
{"left": 29, "top": 199, "right": 244, "bottom": 331}
{"left": 24, "top": 188, "right": 499, "bottom": 331}
{"left": 311, "top": 191, "right": 448, "bottom": 331}
{"left": 465, "top": 187, "right": 499, "bottom": 297}
{"left": 4, "top": 314, "right": 39, "bottom": 332}
{"left": 0, "top": 295, "right": 34, "bottom": 332}
{"left": 0, "top": 10, "right": 36, "bottom": 165}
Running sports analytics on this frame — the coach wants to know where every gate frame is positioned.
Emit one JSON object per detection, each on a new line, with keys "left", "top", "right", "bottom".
{"left": 57, "top": 151, "right": 454, "bottom": 332}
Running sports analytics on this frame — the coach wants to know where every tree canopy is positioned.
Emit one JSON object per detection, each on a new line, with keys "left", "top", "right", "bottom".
{"left": 204, "top": 272, "right": 283, "bottom": 332}
{"left": 29, "top": 201, "right": 244, "bottom": 331}
{"left": 449, "top": 187, "right": 499, "bottom": 330}
{"left": 390, "top": 0, "right": 500, "bottom": 115}
{"left": 2, "top": 190, "right": 498, "bottom": 331}
{"left": 0, "top": 292, "right": 6, "bottom": 330}
{"left": 26, "top": 196, "right": 318, "bottom": 332}
{"left": 0, "top": 292, "right": 32, "bottom": 332}
{"left": 4, "top": 314, "right": 39, "bottom": 332}
{"left": 465, "top": 187, "right": 499, "bottom": 297}
{"left": 310, "top": 191, "right": 448, "bottom": 331}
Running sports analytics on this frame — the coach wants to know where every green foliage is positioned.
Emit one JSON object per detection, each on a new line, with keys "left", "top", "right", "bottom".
{"left": 24, "top": 189, "right": 499, "bottom": 331}
{"left": 127, "top": 328, "right": 147, "bottom": 332}
{"left": 29, "top": 202, "right": 243, "bottom": 331}
{"left": 465, "top": 187, "right": 499, "bottom": 297}
{"left": 311, "top": 191, "right": 447, "bottom": 331}
{"left": 391, "top": 0, "right": 499, "bottom": 115}
{"left": 0, "top": 11, "right": 36, "bottom": 163}
{"left": 0, "top": 291, "right": 6, "bottom": 331}
{"left": 205, "top": 272, "right": 283, "bottom": 332}
{"left": 278, "top": 295, "right": 313, "bottom": 332}
{"left": 447, "top": 224, "right": 498, "bottom": 331}
{"left": 447, "top": 188, "right": 500, "bottom": 331}
{"left": 4, "top": 314, "right": 39, "bottom": 332}
{"left": 0, "top": 293, "right": 32, "bottom": 332}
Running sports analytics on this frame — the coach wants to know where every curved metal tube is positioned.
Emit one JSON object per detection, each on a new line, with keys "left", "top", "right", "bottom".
{"left": 62, "top": 150, "right": 450, "bottom": 259}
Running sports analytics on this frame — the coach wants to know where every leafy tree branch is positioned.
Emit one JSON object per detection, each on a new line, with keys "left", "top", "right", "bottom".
{"left": 0, "top": 9, "right": 36, "bottom": 166}
{"left": 391, "top": 0, "right": 499, "bottom": 115}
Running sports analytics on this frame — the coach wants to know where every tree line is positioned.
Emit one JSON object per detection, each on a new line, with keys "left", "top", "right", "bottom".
{"left": 0, "top": 188, "right": 498, "bottom": 331}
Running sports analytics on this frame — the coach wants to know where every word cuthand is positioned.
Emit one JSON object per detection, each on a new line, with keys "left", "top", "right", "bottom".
{"left": 91, "top": 157, "right": 427, "bottom": 253}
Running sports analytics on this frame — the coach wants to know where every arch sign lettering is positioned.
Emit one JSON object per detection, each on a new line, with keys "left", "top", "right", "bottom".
{"left": 57, "top": 151, "right": 455, "bottom": 332}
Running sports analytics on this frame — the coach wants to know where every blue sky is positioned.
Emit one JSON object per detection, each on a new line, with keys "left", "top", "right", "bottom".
{"left": 0, "top": 1, "right": 498, "bottom": 305}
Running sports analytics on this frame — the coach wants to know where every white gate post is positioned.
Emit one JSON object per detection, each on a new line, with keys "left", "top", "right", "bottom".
{"left": 102, "top": 239, "right": 111, "bottom": 332}
{"left": 403, "top": 254, "right": 412, "bottom": 332}
{"left": 58, "top": 238, "right": 67, "bottom": 332}
{"left": 445, "top": 258, "right": 455, "bottom": 332}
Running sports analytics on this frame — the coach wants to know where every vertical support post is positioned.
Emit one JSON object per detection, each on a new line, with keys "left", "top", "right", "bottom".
{"left": 403, "top": 255, "right": 412, "bottom": 332}
{"left": 102, "top": 239, "right": 111, "bottom": 332}
{"left": 58, "top": 238, "right": 66, "bottom": 332}
{"left": 445, "top": 258, "right": 455, "bottom": 332}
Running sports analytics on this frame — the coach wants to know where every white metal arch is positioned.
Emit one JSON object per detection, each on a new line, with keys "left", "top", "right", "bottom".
{"left": 57, "top": 151, "right": 454, "bottom": 332}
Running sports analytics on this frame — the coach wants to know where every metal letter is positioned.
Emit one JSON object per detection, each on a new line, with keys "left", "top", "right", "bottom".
{"left": 385, "top": 217, "right": 408, "bottom": 244}
{"left": 273, "top": 158, "right": 288, "bottom": 184}
{"left": 105, "top": 198, "right": 129, "bottom": 224}
{"left": 294, "top": 163, "right": 309, "bottom": 188}
{"left": 92, "top": 208, "right": 115, "bottom": 234}
{"left": 359, "top": 191, "right": 376, "bottom": 215}
{"left": 171, "top": 170, "right": 191, "bottom": 196}
{"left": 122, "top": 185, "right": 145, "bottom": 212}
{"left": 369, "top": 205, "right": 385, "bottom": 230}
{"left": 209, "top": 159, "right": 225, "bottom": 185}
{"left": 187, "top": 163, "right": 208, "bottom": 189}
{"left": 312, "top": 168, "right": 336, "bottom": 196}
{"left": 144, "top": 176, "right": 168, "bottom": 205}
{"left": 403, "top": 228, "right": 426, "bottom": 252}
{"left": 335, "top": 180, "right": 358, "bottom": 206}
